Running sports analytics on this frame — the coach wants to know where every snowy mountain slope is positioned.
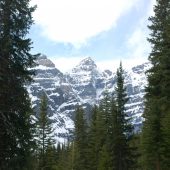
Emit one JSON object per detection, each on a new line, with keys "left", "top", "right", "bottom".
{"left": 124, "top": 63, "right": 150, "bottom": 131}
{"left": 28, "top": 55, "right": 150, "bottom": 142}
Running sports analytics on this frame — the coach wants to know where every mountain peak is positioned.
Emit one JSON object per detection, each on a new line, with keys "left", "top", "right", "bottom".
{"left": 72, "top": 57, "right": 97, "bottom": 72}
{"left": 80, "top": 57, "right": 95, "bottom": 65}
{"left": 36, "top": 54, "right": 55, "bottom": 68}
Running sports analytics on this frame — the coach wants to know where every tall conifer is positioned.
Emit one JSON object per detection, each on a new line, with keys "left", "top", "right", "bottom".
{"left": 36, "top": 92, "right": 55, "bottom": 169}
{"left": 73, "top": 106, "right": 88, "bottom": 170}
{"left": 114, "top": 62, "right": 134, "bottom": 169}
{"left": 88, "top": 105, "right": 99, "bottom": 170}
{"left": 97, "top": 92, "right": 117, "bottom": 170}
{"left": 0, "top": 0, "right": 36, "bottom": 169}
{"left": 141, "top": 0, "right": 170, "bottom": 169}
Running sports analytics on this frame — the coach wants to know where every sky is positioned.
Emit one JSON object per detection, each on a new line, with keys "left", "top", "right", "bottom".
{"left": 29, "top": 0, "right": 156, "bottom": 72}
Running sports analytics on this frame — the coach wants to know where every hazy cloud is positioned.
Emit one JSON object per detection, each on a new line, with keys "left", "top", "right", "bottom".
{"left": 50, "top": 56, "right": 83, "bottom": 72}
{"left": 51, "top": 56, "right": 148, "bottom": 73}
{"left": 31, "top": 0, "right": 139, "bottom": 46}
{"left": 126, "top": 0, "right": 156, "bottom": 60}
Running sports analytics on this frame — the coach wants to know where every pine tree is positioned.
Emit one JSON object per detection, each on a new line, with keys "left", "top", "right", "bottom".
{"left": 141, "top": 0, "right": 170, "bottom": 169}
{"left": 88, "top": 105, "right": 100, "bottom": 170}
{"left": 73, "top": 106, "right": 88, "bottom": 170}
{"left": 98, "top": 91, "right": 113, "bottom": 145}
{"left": 97, "top": 144, "right": 112, "bottom": 170}
{"left": 113, "top": 62, "right": 135, "bottom": 170}
{"left": 44, "top": 145, "right": 58, "bottom": 170}
{"left": 0, "top": 0, "right": 37, "bottom": 169}
{"left": 97, "top": 92, "right": 116, "bottom": 170}
{"left": 36, "top": 92, "right": 55, "bottom": 169}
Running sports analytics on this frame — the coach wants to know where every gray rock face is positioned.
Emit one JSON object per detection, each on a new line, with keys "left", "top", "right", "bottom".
{"left": 28, "top": 56, "right": 150, "bottom": 142}
{"left": 124, "top": 63, "right": 150, "bottom": 132}
{"left": 36, "top": 54, "right": 55, "bottom": 68}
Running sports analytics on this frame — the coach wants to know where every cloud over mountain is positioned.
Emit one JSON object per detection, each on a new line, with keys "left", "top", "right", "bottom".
{"left": 31, "top": 0, "right": 139, "bottom": 46}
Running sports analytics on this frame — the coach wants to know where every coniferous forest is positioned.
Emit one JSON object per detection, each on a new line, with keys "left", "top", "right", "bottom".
{"left": 0, "top": 0, "right": 170, "bottom": 169}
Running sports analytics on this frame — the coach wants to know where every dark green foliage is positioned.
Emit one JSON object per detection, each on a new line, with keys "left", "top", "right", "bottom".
{"left": 86, "top": 64, "right": 136, "bottom": 170}
{"left": 113, "top": 62, "right": 135, "bottom": 170}
{"left": 36, "top": 93, "right": 55, "bottom": 169}
{"left": 129, "top": 134, "right": 142, "bottom": 169}
{"left": 58, "top": 143, "right": 75, "bottom": 170}
{"left": 73, "top": 106, "right": 88, "bottom": 170}
{"left": 88, "top": 102, "right": 113, "bottom": 170}
{"left": 87, "top": 105, "right": 99, "bottom": 170}
{"left": 44, "top": 86, "right": 137, "bottom": 170}
{"left": 88, "top": 93, "right": 115, "bottom": 170}
{"left": 115, "top": 62, "right": 133, "bottom": 136}
{"left": 43, "top": 145, "right": 58, "bottom": 170}
{"left": 141, "top": 0, "right": 170, "bottom": 169}
{"left": 97, "top": 92, "right": 115, "bottom": 170}
{"left": 0, "top": 0, "right": 37, "bottom": 169}
{"left": 97, "top": 144, "right": 112, "bottom": 170}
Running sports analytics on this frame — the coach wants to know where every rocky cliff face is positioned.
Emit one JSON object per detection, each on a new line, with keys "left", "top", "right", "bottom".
{"left": 28, "top": 55, "right": 150, "bottom": 142}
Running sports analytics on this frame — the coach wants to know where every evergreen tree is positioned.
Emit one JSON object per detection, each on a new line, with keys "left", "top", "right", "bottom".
{"left": 44, "top": 145, "right": 58, "bottom": 170}
{"left": 141, "top": 0, "right": 170, "bottom": 169}
{"left": 73, "top": 106, "right": 88, "bottom": 170}
{"left": 88, "top": 105, "right": 100, "bottom": 170}
{"left": 55, "top": 143, "right": 62, "bottom": 166}
{"left": 65, "top": 142, "right": 75, "bottom": 170}
{"left": 54, "top": 142, "right": 74, "bottom": 170}
{"left": 0, "top": 0, "right": 37, "bottom": 169}
{"left": 115, "top": 62, "right": 132, "bottom": 136}
{"left": 96, "top": 92, "right": 116, "bottom": 170}
{"left": 55, "top": 144, "right": 67, "bottom": 170}
{"left": 113, "top": 62, "right": 135, "bottom": 170}
{"left": 97, "top": 144, "right": 112, "bottom": 170}
{"left": 98, "top": 91, "right": 113, "bottom": 145}
{"left": 36, "top": 92, "right": 55, "bottom": 169}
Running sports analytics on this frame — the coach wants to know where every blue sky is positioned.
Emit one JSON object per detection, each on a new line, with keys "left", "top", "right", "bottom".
{"left": 29, "top": 0, "right": 155, "bottom": 72}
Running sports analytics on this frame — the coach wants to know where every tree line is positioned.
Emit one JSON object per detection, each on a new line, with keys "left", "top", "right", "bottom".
{"left": 23, "top": 62, "right": 137, "bottom": 170}
{"left": 0, "top": 0, "right": 170, "bottom": 169}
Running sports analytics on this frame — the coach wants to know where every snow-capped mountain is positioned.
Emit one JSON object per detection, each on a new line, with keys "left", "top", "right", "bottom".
{"left": 28, "top": 55, "right": 150, "bottom": 142}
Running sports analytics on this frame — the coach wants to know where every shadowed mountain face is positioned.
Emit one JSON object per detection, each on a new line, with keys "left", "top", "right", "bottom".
{"left": 28, "top": 55, "right": 150, "bottom": 142}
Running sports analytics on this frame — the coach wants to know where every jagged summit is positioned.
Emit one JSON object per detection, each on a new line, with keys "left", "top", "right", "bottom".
{"left": 79, "top": 57, "right": 96, "bottom": 66}
{"left": 38, "top": 54, "right": 47, "bottom": 60}
{"left": 72, "top": 57, "right": 97, "bottom": 72}
{"left": 36, "top": 54, "right": 55, "bottom": 68}
{"left": 132, "top": 62, "right": 150, "bottom": 74}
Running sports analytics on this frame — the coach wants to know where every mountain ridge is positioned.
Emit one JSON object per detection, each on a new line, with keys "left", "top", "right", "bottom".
{"left": 28, "top": 55, "right": 150, "bottom": 142}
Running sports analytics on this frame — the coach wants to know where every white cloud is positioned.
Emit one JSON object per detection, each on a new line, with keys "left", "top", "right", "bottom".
{"left": 95, "top": 0, "right": 156, "bottom": 72}
{"left": 50, "top": 56, "right": 83, "bottom": 72}
{"left": 148, "top": 0, "right": 156, "bottom": 16}
{"left": 127, "top": 27, "right": 150, "bottom": 58}
{"left": 31, "top": 0, "right": 139, "bottom": 46}
{"left": 97, "top": 58, "right": 148, "bottom": 72}
{"left": 50, "top": 56, "right": 148, "bottom": 73}
{"left": 126, "top": 0, "right": 156, "bottom": 60}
